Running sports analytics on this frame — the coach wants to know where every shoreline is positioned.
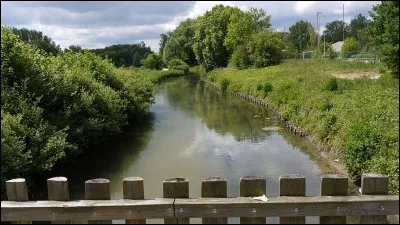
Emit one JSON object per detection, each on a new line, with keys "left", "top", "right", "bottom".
{"left": 200, "top": 76, "right": 358, "bottom": 194}
{"left": 200, "top": 76, "right": 398, "bottom": 223}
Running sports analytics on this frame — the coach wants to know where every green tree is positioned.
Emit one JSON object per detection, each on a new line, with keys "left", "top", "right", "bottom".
{"left": 348, "top": 14, "right": 370, "bottom": 40}
{"left": 159, "top": 32, "right": 171, "bottom": 56}
{"left": 193, "top": 4, "right": 239, "bottom": 71}
{"left": 66, "top": 45, "right": 82, "bottom": 53}
{"left": 368, "top": 1, "right": 399, "bottom": 76}
{"left": 10, "top": 27, "right": 61, "bottom": 55}
{"left": 289, "top": 20, "right": 314, "bottom": 53}
{"left": 162, "top": 36, "right": 182, "bottom": 65}
{"left": 171, "top": 18, "right": 198, "bottom": 65}
{"left": 247, "top": 30, "right": 285, "bottom": 68}
{"left": 224, "top": 7, "right": 271, "bottom": 50}
{"left": 324, "top": 20, "right": 350, "bottom": 43}
{"left": 90, "top": 43, "right": 152, "bottom": 67}
{"left": 162, "top": 18, "right": 197, "bottom": 66}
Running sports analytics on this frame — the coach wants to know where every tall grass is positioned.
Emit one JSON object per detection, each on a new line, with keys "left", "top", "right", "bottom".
{"left": 207, "top": 59, "right": 399, "bottom": 194}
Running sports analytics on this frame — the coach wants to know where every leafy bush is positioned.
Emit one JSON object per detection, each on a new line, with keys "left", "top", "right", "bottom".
{"left": 168, "top": 58, "right": 189, "bottom": 74}
{"left": 230, "top": 44, "right": 250, "bottom": 69}
{"left": 323, "top": 78, "right": 338, "bottom": 91}
{"left": 140, "top": 53, "right": 163, "bottom": 70}
{"left": 1, "top": 26, "right": 155, "bottom": 198}
{"left": 220, "top": 78, "right": 230, "bottom": 92}
{"left": 341, "top": 37, "right": 359, "bottom": 55}
{"left": 247, "top": 30, "right": 285, "bottom": 68}
{"left": 263, "top": 83, "right": 273, "bottom": 93}
{"left": 345, "top": 124, "right": 380, "bottom": 177}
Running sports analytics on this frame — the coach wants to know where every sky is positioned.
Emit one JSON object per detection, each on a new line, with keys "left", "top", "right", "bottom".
{"left": 1, "top": 1, "right": 380, "bottom": 53}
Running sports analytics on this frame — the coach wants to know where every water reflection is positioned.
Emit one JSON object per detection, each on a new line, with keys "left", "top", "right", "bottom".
{"left": 30, "top": 75, "right": 325, "bottom": 224}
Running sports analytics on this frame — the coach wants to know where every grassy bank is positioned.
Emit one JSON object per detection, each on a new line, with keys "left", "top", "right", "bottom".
{"left": 136, "top": 68, "right": 188, "bottom": 83}
{"left": 206, "top": 59, "right": 399, "bottom": 194}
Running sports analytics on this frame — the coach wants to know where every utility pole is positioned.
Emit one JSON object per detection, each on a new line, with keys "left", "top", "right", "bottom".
{"left": 343, "top": 4, "right": 345, "bottom": 42}
{"left": 317, "top": 12, "right": 322, "bottom": 58}
{"left": 324, "top": 31, "right": 326, "bottom": 59}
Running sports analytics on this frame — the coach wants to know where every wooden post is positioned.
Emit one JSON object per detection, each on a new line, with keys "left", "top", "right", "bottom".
{"left": 279, "top": 174, "right": 305, "bottom": 224}
{"left": 85, "top": 178, "right": 111, "bottom": 224}
{"left": 201, "top": 177, "right": 227, "bottom": 224}
{"left": 240, "top": 176, "right": 266, "bottom": 224}
{"left": 163, "top": 177, "right": 189, "bottom": 224}
{"left": 123, "top": 177, "right": 145, "bottom": 224}
{"left": 6, "top": 178, "right": 32, "bottom": 224}
{"left": 360, "top": 174, "right": 389, "bottom": 224}
{"left": 47, "top": 177, "right": 70, "bottom": 224}
{"left": 320, "top": 174, "right": 348, "bottom": 224}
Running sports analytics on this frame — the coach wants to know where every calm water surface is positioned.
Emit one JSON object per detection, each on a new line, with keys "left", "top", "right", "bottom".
{"left": 32, "top": 75, "right": 335, "bottom": 223}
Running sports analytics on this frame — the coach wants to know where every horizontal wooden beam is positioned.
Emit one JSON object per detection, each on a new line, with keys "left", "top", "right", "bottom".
{"left": 1, "top": 195, "right": 398, "bottom": 221}
{"left": 174, "top": 195, "right": 399, "bottom": 218}
{"left": 1, "top": 198, "right": 174, "bottom": 221}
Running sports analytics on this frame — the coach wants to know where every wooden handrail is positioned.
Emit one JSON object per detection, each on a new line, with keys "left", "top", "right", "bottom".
{"left": 1, "top": 195, "right": 398, "bottom": 221}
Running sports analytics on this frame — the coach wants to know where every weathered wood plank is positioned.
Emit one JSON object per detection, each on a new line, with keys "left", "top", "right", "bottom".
{"left": 1, "top": 199, "right": 174, "bottom": 221}
{"left": 320, "top": 174, "right": 348, "bottom": 224}
{"left": 123, "top": 177, "right": 146, "bottom": 224}
{"left": 47, "top": 177, "right": 71, "bottom": 224}
{"left": 6, "top": 178, "right": 32, "bottom": 224}
{"left": 1, "top": 195, "right": 398, "bottom": 221}
{"left": 174, "top": 195, "right": 399, "bottom": 218}
{"left": 240, "top": 176, "right": 266, "bottom": 224}
{"left": 279, "top": 174, "right": 305, "bottom": 224}
{"left": 201, "top": 177, "right": 227, "bottom": 224}
{"left": 360, "top": 174, "right": 389, "bottom": 224}
{"left": 164, "top": 177, "right": 189, "bottom": 224}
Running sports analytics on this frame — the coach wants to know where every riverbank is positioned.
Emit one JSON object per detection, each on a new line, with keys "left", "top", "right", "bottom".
{"left": 201, "top": 59, "right": 399, "bottom": 195}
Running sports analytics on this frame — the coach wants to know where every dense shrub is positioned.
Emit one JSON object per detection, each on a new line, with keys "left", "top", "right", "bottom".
{"left": 140, "top": 53, "right": 163, "bottom": 70}
{"left": 168, "top": 58, "right": 189, "bottom": 74}
{"left": 1, "top": 26, "right": 155, "bottom": 198}
{"left": 230, "top": 44, "right": 250, "bottom": 69}
{"left": 341, "top": 37, "right": 359, "bottom": 56}
{"left": 345, "top": 124, "right": 380, "bottom": 177}
{"left": 247, "top": 30, "right": 285, "bottom": 68}
{"left": 263, "top": 83, "right": 273, "bottom": 93}
{"left": 323, "top": 78, "right": 338, "bottom": 91}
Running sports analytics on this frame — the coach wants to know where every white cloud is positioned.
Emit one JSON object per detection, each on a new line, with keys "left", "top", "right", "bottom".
{"left": 1, "top": 1, "right": 381, "bottom": 50}
{"left": 295, "top": 1, "right": 316, "bottom": 14}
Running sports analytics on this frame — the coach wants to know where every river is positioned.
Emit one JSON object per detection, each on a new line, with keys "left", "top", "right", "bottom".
{"left": 30, "top": 75, "right": 337, "bottom": 223}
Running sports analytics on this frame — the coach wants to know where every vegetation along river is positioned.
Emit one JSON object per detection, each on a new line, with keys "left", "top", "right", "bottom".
{"left": 30, "top": 75, "right": 340, "bottom": 224}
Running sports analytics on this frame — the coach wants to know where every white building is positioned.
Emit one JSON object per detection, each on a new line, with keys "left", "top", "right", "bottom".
{"left": 332, "top": 41, "right": 344, "bottom": 52}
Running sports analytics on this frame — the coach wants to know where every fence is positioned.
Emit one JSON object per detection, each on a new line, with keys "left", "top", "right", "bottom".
{"left": 282, "top": 50, "right": 379, "bottom": 62}
{"left": 1, "top": 174, "right": 398, "bottom": 224}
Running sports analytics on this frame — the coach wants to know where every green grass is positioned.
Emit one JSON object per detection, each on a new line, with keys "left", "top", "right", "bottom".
{"left": 206, "top": 59, "right": 399, "bottom": 194}
{"left": 134, "top": 68, "right": 187, "bottom": 83}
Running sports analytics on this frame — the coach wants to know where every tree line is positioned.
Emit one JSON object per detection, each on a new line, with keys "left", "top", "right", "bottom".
{"left": 9, "top": 27, "right": 154, "bottom": 68}
{"left": 152, "top": 1, "right": 398, "bottom": 76}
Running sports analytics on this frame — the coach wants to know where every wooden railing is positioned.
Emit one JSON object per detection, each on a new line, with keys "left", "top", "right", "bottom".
{"left": 1, "top": 174, "right": 398, "bottom": 224}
